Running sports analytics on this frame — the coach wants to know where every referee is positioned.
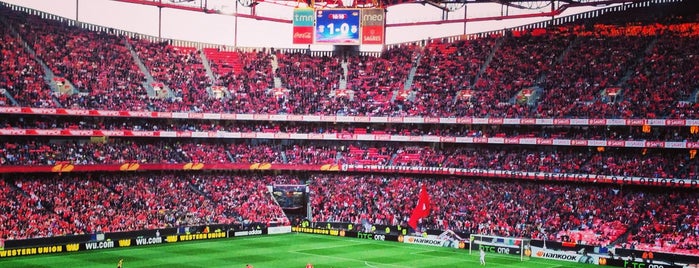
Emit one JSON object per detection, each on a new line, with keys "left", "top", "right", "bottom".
{"left": 117, "top": 258, "right": 124, "bottom": 268}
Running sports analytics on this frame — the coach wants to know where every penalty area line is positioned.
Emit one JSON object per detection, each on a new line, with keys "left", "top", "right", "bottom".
{"left": 365, "top": 261, "right": 379, "bottom": 268}
{"left": 289, "top": 250, "right": 411, "bottom": 268}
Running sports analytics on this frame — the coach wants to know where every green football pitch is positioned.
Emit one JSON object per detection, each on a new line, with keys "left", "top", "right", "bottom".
{"left": 0, "top": 233, "right": 594, "bottom": 268}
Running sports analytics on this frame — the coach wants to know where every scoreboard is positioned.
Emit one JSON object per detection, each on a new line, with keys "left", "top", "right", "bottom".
{"left": 292, "top": 8, "right": 385, "bottom": 45}
{"left": 315, "top": 9, "right": 361, "bottom": 45}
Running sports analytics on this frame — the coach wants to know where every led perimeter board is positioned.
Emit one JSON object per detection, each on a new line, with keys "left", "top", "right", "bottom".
{"left": 315, "top": 9, "right": 360, "bottom": 45}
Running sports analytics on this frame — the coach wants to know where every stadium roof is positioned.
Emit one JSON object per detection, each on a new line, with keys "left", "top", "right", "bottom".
{"left": 114, "top": 0, "right": 643, "bottom": 14}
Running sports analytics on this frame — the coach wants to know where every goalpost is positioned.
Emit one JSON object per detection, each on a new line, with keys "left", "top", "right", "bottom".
{"left": 469, "top": 234, "right": 531, "bottom": 261}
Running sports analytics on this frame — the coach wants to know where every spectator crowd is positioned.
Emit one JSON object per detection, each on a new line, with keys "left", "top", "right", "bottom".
{"left": 1, "top": 0, "right": 698, "bottom": 259}
{"left": 1, "top": 5, "right": 697, "bottom": 119}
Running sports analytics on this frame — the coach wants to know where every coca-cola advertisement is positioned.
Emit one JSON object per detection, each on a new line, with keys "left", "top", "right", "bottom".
{"left": 293, "top": 27, "right": 313, "bottom": 44}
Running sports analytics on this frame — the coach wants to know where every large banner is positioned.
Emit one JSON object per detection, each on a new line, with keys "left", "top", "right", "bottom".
{"left": 360, "top": 8, "right": 385, "bottom": 45}
{"left": 292, "top": 8, "right": 314, "bottom": 44}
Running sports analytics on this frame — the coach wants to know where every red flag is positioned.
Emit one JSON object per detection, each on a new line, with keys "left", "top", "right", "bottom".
{"left": 408, "top": 185, "right": 430, "bottom": 230}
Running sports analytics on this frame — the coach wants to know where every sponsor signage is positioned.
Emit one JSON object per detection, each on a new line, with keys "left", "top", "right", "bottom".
{"left": 293, "top": 27, "right": 314, "bottom": 44}
{"left": 402, "top": 235, "right": 444, "bottom": 247}
{"left": 84, "top": 241, "right": 115, "bottom": 250}
{"left": 601, "top": 258, "right": 683, "bottom": 268}
{"left": 0, "top": 245, "right": 66, "bottom": 258}
{"left": 360, "top": 8, "right": 384, "bottom": 44}
{"left": 178, "top": 231, "right": 226, "bottom": 242}
{"left": 233, "top": 229, "right": 264, "bottom": 237}
{"left": 356, "top": 232, "right": 386, "bottom": 241}
{"left": 267, "top": 226, "right": 292, "bottom": 235}
{"left": 134, "top": 237, "right": 163, "bottom": 246}
{"left": 292, "top": 227, "right": 341, "bottom": 236}
{"left": 293, "top": 8, "right": 314, "bottom": 44}
{"left": 531, "top": 246, "right": 597, "bottom": 264}
{"left": 472, "top": 241, "right": 521, "bottom": 255}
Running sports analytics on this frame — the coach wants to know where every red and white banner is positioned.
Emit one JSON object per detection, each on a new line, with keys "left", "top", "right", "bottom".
{"left": 1, "top": 107, "right": 698, "bottom": 127}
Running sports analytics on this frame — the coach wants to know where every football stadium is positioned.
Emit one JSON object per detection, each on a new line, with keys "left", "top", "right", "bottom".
{"left": 0, "top": 0, "right": 698, "bottom": 267}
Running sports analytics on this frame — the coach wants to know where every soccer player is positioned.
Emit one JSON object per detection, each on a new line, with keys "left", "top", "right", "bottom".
{"left": 306, "top": 263, "right": 314, "bottom": 268}
{"left": 117, "top": 258, "right": 123, "bottom": 268}
{"left": 480, "top": 248, "right": 486, "bottom": 266}
{"left": 245, "top": 264, "right": 254, "bottom": 268}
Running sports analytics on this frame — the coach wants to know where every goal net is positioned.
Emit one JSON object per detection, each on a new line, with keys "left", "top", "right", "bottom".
{"left": 469, "top": 234, "right": 531, "bottom": 261}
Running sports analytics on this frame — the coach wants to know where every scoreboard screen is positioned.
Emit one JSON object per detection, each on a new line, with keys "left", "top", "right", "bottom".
{"left": 315, "top": 9, "right": 360, "bottom": 45}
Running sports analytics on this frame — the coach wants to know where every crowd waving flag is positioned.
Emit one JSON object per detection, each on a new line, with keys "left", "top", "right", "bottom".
{"left": 408, "top": 184, "right": 431, "bottom": 230}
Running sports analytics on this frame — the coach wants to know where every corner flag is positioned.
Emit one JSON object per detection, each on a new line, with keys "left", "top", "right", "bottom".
{"left": 408, "top": 184, "right": 430, "bottom": 230}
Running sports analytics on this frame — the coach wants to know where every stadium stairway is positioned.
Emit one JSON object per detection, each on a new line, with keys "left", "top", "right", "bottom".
{"left": 402, "top": 46, "right": 424, "bottom": 91}
{"left": 0, "top": 16, "right": 66, "bottom": 107}
{"left": 225, "top": 150, "right": 236, "bottom": 163}
{"left": 472, "top": 35, "right": 505, "bottom": 90}
{"left": 614, "top": 37, "right": 658, "bottom": 97}
{"left": 199, "top": 49, "right": 218, "bottom": 86}
{"left": 339, "top": 60, "right": 348, "bottom": 90}
{"left": 270, "top": 54, "right": 283, "bottom": 89}
{"left": 535, "top": 33, "right": 580, "bottom": 86}
{"left": 280, "top": 151, "right": 288, "bottom": 163}
{"left": 1, "top": 88, "right": 19, "bottom": 106}
{"left": 124, "top": 37, "right": 164, "bottom": 99}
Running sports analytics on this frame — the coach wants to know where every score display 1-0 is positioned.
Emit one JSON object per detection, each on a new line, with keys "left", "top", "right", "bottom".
{"left": 317, "top": 23, "right": 358, "bottom": 36}
{"left": 315, "top": 9, "right": 361, "bottom": 44}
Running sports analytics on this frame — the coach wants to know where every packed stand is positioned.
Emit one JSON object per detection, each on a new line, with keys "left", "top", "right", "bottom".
{"left": 309, "top": 174, "right": 646, "bottom": 246}
{"left": 1, "top": 114, "right": 698, "bottom": 142}
{"left": 2, "top": 5, "right": 699, "bottom": 118}
{"left": 342, "top": 44, "right": 417, "bottom": 116}
{"left": 537, "top": 26, "right": 652, "bottom": 118}
{"left": 627, "top": 190, "right": 699, "bottom": 255}
{"left": 0, "top": 138, "right": 231, "bottom": 165}
{"left": 0, "top": 173, "right": 292, "bottom": 240}
{"left": 310, "top": 174, "right": 699, "bottom": 251}
{"left": 276, "top": 52, "right": 343, "bottom": 115}
{"left": 10, "top": 13, "right": 150, "bottom": 111}
{"left": 621, "top": 25, "right": 699, "bottom": 119}
{"left": 217, "top": 50, "right": 277, "bottom": 113}
{"left": 409, "top": 37, "right": 495, "bottom": 117}
{"left": 469, "top": 30, "right": 573, "bottom": 118}
{"left": 0, "top": 8, "right": 55, "bottom": 108}
{"left": 0, "top": 178, "right": 76, "bottom": 240}
{"left": 131, "top": 39, "right": 214, "bottom": 110}
{"left": 189, "top": 174, "right": 295, "bottom": 227}
{"left": 1, "top": 138, "right": 697, "bottom": 180}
